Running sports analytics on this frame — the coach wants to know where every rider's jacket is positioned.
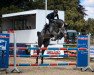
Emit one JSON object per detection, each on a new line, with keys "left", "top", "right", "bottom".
{"left": 46, "top": 12, "right": 59, "bottom": 20}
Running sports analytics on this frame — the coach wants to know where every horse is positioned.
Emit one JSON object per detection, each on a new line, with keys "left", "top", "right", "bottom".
{"left": 36, "top": 19, "right": 67, "bottom": 64}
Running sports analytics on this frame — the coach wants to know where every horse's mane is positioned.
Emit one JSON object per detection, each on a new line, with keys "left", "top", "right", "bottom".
{"left": 43, "top": 19, "right": 64, "bottom": 31}
{"left": 39, "top": 19, "right": 66, "bottom": 40}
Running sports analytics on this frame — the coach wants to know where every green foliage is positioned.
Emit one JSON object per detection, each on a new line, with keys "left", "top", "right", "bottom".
{"left": 0, "top": 5, "right": 23, "bottom": 14}
{"left": 85, "top": 18, "right": 94, "bottom": 34}
{"left": 26, "top": 0, "right": 45, "bottom": 10}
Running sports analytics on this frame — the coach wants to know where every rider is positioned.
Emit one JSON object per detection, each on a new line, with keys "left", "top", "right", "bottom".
{"left": 43, "top": 9, "right": 59, "bottom": 33}
{"left": 46, "top": 9, "right": 59, "bottom": 25}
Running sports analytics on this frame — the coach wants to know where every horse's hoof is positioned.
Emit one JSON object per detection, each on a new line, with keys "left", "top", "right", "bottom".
{"left": 41, "top": 62, "right": 43, "bottom": 64}
{"left": 51, "top": 38, "right": 54, "bottom": 41}
{"left": 36, "top": 62, "right": 38, "bottom": 64}
{"left": 41, "top": 63, "right": 43, "bottom": 64}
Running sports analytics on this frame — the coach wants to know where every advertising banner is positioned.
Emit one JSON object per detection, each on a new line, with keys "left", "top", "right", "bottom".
{"left": 77, "top": 35, "right": 88, "bottom": 67}
{"left": 90, "top": 46, "right": 94, "bottom": 58}
{"left": 0, "top": 33, "right": 9, "bottom": 68}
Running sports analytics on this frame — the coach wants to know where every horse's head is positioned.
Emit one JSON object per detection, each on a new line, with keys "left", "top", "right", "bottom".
{"left": 48, "top": 19, "right": 67, "bottom": 41}
{"left": 54, "top": 19, "right": 68, "bottom": 29}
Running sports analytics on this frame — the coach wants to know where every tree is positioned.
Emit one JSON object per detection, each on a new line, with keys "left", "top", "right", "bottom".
{"left": 85, "top": 18, "right": 94, "bottom": 34}
{"left": 64, "top": 0, "right": 86, "bottom": 31}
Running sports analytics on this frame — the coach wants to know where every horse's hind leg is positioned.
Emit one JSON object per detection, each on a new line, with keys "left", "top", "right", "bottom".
{"left": 41, "top": 39, "right": 50, "bottom": 64}
{"left": 36, "top": 49, "right": 40, "bottom": 64}
{"left": 37, "top": 32, "right": 43, "bottom": 64}
{"left": 41, "top": 50, "right": 45, "bottom": 64}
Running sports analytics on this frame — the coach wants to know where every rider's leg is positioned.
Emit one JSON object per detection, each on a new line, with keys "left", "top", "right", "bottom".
{"left": 49, "top": 19, "right": 52, "bottom": 25}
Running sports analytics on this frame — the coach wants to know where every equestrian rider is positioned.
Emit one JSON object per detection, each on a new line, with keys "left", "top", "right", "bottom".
{"left": 46, "top": 9, "right": 59, "bottom": 24}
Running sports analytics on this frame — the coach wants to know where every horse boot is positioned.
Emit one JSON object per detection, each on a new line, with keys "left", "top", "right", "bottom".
{"left": 41, "top": 50, "right": 45, "bottom": 64}
{"left": 36, "top": 56, "right": 39, "bottom": 64}
{"left": 41, "top": 57, "right": 43, "bottom": 64}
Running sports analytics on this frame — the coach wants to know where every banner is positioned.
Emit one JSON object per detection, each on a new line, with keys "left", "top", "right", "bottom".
{"left": 77, "top": 35, "right": 88, "bottom": 68}
{"left": 0, "top": 33, "right": 9, "bottom": 68}
{"left": 90, "top": 46, "right": 94, "bottom": 58}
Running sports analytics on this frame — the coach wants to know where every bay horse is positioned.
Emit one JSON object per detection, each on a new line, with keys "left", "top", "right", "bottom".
{"left": 36, "top": 19, "right": 67, "bottom": 64}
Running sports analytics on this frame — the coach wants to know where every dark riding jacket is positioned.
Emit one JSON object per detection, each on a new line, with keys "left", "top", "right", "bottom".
{"left": 46, "top": 12, "right": 59, "bottom": 22}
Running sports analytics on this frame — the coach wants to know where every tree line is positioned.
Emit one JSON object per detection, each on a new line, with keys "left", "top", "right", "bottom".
{"left": 0, "top": 0, "right": 94, "bottom": 35}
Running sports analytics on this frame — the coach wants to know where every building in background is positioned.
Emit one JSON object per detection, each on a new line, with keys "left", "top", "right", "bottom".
{"left": 2, "top": 9, "right": 64, "bottom": 44}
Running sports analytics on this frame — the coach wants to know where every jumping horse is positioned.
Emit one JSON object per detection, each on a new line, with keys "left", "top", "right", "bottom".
{"left": 36, "top": 19, "right": 67, "bottom": 64}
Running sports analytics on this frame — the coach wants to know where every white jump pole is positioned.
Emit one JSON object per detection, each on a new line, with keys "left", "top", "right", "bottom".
{"left": 86, "top": 34, "right": 93, "bottom": 71}
{"left": 11, "top": 31, "right": 21, "bottom": 73}
{"left": 88, "top": 34, "right": 90, "bottom": 67}
{"left": 45, "top": 0, "right": 47, "bottom": 24}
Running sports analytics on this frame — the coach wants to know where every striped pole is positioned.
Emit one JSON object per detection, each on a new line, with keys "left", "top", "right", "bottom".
{"left": 63, "top": 44, "right": 77, "bottom": 46}
{"left": 28, "top": 47, "right": 87, "bottom": 51}
{"left": 9, "top": 54, "right": 76, "bottom": 57}
{"left": 10, "top": 47, "right": 87, "bottom": 51}
{"left": 9, "top": 62, "right": 76, "bottom": 66}
{"left": 10, "top": 47, "right": 27, "bottom": 50}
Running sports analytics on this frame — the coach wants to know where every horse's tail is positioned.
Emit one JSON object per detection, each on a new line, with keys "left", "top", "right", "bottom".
{"left": 37, "top": 32, "right": 41, "bottom": 37}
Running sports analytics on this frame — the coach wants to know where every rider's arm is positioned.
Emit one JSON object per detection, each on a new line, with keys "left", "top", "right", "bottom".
{"left": 56, "top": 14, "right": 59, "bottom": 19}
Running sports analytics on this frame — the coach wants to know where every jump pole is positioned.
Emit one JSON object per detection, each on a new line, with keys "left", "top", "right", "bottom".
{"left": 9, "top": 30, "right": 21, "bottom": 73}
{"left": 45, "top": 0, "right": 47, "bottom": 24}
{"left": 9, "top": 62, "right": 76, "bottom": 66}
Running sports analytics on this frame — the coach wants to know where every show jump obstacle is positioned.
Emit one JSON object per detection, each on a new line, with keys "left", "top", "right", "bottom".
{"left": 0, "top": 31, "right": 94, "bottom": 73}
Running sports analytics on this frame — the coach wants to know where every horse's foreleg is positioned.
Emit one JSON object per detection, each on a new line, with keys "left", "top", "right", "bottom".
{"left": 36, "top": 49, "right": 40, "bottom": 64}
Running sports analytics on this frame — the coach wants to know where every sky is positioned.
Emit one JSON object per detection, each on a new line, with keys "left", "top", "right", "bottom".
{"left": 80, "top": 0, "right": 94, "bottom": 20}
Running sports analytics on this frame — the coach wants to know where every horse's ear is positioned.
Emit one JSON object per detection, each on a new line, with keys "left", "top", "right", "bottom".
{"left": 64, "top": 23, "right": 68, "bottom": 28}
{"left": 37, "top": 32, "right": 41, "bottom": 36}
